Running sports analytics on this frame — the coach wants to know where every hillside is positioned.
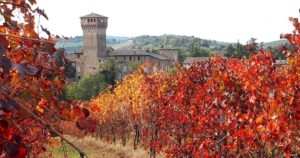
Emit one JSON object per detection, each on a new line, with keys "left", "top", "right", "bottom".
{"left": 55, "top": 36, "right": 131, "bottom": 52}
{"left": 131, "top": 35, "right": 229, "bottom": 51}
{"left": 56, "top": 35, "right": 287, "bottom": 54}
{"left": 55, "top": 35, "right": 231, "bottom": 53}
{"left": 262, "top": 39, "right": 288, "bottom": 48}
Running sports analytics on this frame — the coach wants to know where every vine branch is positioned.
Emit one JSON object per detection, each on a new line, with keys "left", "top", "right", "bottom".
{"left": 0, "top": 87, "right": 88, "bottom": 158}
{"left": 0, "top": 33, "right": 55, "bottom": 44}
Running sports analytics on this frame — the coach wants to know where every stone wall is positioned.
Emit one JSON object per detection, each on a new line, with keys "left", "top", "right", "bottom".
{"left": 81, "top": 15, "right": 108, "bottom": 76}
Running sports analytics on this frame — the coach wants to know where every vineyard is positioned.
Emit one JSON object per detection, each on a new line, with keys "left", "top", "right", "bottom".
{"left": 0, "top": 0, "right": 299, "bottom": 158}
{"left": 89, "top": 52, "right": 300, "bottom": 157}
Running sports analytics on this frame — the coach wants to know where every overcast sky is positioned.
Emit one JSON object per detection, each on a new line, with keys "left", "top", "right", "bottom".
{"left": 38, "top": 0, "right": 300, "bottom": 43}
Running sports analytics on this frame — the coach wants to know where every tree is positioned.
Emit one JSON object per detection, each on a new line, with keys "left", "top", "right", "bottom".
{"left": 266, "top": 46, "right": 286, "bottom": 60}
{"left": 100, "top": 58, "right": 120, "bottom": 86}
{"left": 236, "top": 41, "right": 249, "bottom": 58}
{"left": 201, "top": 40, "right": 210, "bottom": 48}
{"left": 64, "top": 58, "right": 119, "bottom": 101}
{"left": 224, "top": 44, "right": 235, "bottom": 57}
{"left": 225, "top": 42, "right": 249, "bottom": 59}
{"left": 53, "top": 48, "right": 76, "bottom": 78}
{"left": 64, "top": 72, "right": 106, "bottom": 101}
{"left": 0, "top": 1, "right": 91, "bottom": 157}
{"left": 245, "top": 37, "right": 259, "bottom": 53}
{"left": 187, "top": 47, "right": 211, "bottom": 57}
{"left": 178, "top": 50, "right": 186, "bottom": 62}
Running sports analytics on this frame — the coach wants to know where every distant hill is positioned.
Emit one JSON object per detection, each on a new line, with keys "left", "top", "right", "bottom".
{"left": 55, "top": 35, "right": 231, "bottom": 53}
{"left": 131, "top": 35, "right": 230, "bottom": 52}
{"left": 55, "top": 35, "right": 289, "bottom": 54}
{"left": 56, "top": 36, "right": 131, "bottom": 53}
{"left": 263, "top": 39, "right": 288, "bottom": 49}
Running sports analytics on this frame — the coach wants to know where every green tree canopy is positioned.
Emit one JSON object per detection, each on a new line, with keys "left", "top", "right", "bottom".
{"left": 187, "top": 48, "right": 211, "bottom": 57}
{"left": 63, "top": 72, "right": 106, "bottom": 101}
{"left": 53, "top": 48, "right": 76, "bottom": 78}
{"left": 224, "top": 42, "right": 249, "bottom": 59}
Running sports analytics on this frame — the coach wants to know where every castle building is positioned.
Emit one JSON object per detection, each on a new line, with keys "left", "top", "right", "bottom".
{"left": 68, "top": 13, "right": 178, "bottom": 80}
{"left": 80, "top": 13, "right": 108, "bottom": 76}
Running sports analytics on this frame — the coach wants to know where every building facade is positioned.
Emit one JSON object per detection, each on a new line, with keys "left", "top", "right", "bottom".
{"left": 80, "top": 13, "right": 108, "bottom": 76}
{"left": 68, "top": 13, "right": 178, "bottom": 80}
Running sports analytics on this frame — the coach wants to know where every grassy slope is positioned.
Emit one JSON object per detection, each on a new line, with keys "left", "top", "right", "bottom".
{"left": 41, "top": 136, "right": 164, "bottom": 158}
{"left": 108, "top": 40, "right": 134, "bottom": 50}
{"left": 56, "top": 40, "right": 134, "bottom": 53}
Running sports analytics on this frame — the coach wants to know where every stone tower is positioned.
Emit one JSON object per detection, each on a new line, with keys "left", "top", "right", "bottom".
{"left": 80, "top": 13, "right": 108, "bottom": 76}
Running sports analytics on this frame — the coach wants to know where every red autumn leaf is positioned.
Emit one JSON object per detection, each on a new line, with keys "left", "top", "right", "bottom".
{"left": 35, "top": 8, "right": 48, "bottom": 20}
{"left": 0, "top": 56, "right": 12, "bottom": 76}
{"left": 4, "top": 142, "right": 27, "bottom": 158}
{"left": 0, "top": 35, "right": 9, "bottom": 55}
{"left": 0, "top": 119, "right": 9, "bottom": 132}
{"left": 38, "top": 98, "right": 47, "bottom": 108}
{"left": 204, "top": 150, "right": 210, "bottom": 158}
{"left": 82, "top": 108, "right": 90, "bottom": 118}
{"left": 40, "top": 25, "right": 50, "bottom": 36}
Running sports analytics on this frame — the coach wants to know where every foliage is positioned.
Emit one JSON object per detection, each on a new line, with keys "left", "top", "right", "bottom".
{"left": 64, "top": 72, "right": 106, "bottom": 101}
{"left": 91, "top": 51, "right": 299, "bottom": 157}
{"left": 89, "top": 16, "right": 300, "bottom": 156}
{"left": 186, "top": 47, "right": 211, "bottom": 57}
{"left": 224, "top": 42, "right": 249, "bottom": 58}
{"left": 133, "top": 35, "right": 226, "bottom": 51}
{"left": 53, "top": 48, "right": 76, "bottom": 78}
{"left": 0, "top": 1, "right": 92, "bottom": 157}
{"left": 99, "top": 58, "right": 120, "bottom": 86}
{"left": 127, "top": 61, "right": 141, "bottom": 73}
{"left": 266, "top": 46, "right": 286, "bottom": 60}
{"left": 63, "top": 58, "right": 120, "bottom": 101}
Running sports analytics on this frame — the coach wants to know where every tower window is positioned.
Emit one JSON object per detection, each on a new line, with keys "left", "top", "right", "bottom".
{"left": 77, "top": 67, "right": 81, "bottom": 73}
{"left": 87, "top": 19, "right": 90, "bottom": 22}
{"left": 129, "top": 56, "right": 132, "bottom": 61}
{"left": 124, "top": 56, "right": 126, "bottom": 60}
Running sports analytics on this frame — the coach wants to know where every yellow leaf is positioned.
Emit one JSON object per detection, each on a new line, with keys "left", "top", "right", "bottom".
{"left": 255, "top": 116, "right": 263, "bottom": 124}
{"left": 257, "top": 125, "right": 265, "bottom": 133}
{"left": 35, "top": 106, "right": 44, "bottom": 113}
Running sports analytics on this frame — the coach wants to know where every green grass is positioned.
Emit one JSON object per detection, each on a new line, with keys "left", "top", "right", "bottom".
{"left": 109, "top": 40, "right": 134, "bottom": 50}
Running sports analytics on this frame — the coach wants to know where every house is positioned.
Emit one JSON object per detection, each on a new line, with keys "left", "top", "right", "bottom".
{"left": 183, "top": 57, "right": 209, "bottom": 68}
{"left": 67, "top": 13, "right": 179, "bottom": 81}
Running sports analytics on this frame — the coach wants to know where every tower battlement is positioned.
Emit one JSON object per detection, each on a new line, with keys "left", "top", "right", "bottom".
{"left": 81, "top": 13, "right": 108, "bottom": 30}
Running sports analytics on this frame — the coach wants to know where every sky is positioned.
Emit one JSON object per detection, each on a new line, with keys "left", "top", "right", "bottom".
{"left": 38, "top": 0, "right": 300, "bottom": 43}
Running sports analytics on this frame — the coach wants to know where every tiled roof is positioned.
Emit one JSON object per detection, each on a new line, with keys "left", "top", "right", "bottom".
{"left": 183, "top": 57, "right": 210, "bottom": 64}
{"left": 109, "top": 50, "right": 148, "bottom": 56}
{"left": 108, "top": 50, "right": 172, "bottom": 60}
{"left": 81, "top": 13, "right": 108, "bottom": 18}
{"left": 159, "top": 48, "right": 179, "bottom": 50}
